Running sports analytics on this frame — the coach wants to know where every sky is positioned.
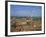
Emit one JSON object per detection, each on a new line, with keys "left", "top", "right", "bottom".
{"left": 10, "top": 5, "right": 42, "bottom": 17}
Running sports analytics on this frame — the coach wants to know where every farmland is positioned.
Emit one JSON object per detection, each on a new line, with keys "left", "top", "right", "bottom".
{"left": 10, "top": 16, "right": 42, "bottom": 32}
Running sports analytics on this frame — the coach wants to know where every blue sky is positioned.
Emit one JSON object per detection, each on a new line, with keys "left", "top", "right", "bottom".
{"left": 10, "top": 5, "right": 42, "bottom": 17}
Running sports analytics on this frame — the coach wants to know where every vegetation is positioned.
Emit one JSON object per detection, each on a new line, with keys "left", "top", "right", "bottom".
{"left": 10, "top": 16, "right": 42, "bottom": 32}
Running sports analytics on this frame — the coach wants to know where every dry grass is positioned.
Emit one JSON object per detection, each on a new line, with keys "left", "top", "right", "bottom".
{"left": 11, "top": 17, "right": 42, "bottom": 32}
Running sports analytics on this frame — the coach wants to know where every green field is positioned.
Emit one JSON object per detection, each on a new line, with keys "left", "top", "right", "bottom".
{"left": 11, "top": 16, "right": 41, "bottom": 21}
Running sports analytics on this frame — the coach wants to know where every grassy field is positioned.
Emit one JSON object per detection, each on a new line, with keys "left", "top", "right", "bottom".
{"left": 10, "top": 16, "right": 42, "bottom": 32}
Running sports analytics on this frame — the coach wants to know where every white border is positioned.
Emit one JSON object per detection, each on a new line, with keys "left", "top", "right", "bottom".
{"left": 8, "top": 2, "right": 44, "bottom": 35}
